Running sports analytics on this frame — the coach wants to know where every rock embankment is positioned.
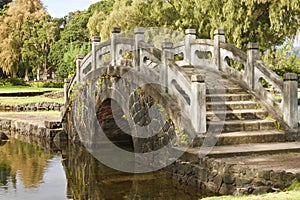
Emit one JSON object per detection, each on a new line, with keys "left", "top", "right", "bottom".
{"left": 0, "top": 102, "right": 64, "bottom": 112}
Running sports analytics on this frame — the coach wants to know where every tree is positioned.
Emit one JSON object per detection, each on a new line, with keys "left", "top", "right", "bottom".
{"left": 0, "top": 0, "right": 45, "bottom": 77}
{"left": 49, "top": 10, "right": 91, "bottom": 79}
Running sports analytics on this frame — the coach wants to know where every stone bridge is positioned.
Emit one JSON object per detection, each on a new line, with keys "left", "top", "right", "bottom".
{"left": 63, "top": 27, "right": 299, "bottom": 166}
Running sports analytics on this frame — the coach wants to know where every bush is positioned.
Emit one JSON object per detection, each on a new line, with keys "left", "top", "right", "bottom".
{"left": 41, "top": 82, "right": 64, "bottom": 88}
{"left": 8, "top": 78, "right": 28, "bottom": 86}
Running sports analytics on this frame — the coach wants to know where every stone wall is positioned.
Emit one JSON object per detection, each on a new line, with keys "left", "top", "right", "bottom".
{"left": 167, "top": 155, "right": 300, "bottom": 196}
{"left": 0, "top": 102, "right": 64, "bottom": 112}
{"left": 0, "top": 119, "right": 66, "bottom": 141}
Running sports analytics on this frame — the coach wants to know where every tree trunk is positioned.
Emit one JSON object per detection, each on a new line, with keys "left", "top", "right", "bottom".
{"left": 43, "top": 57, "right": 47, "bottom": 80}
{"left": 24, "top": 68, "right": 29, "bottom": 81}
{"left": 48, "top": 66, "right": 53, "bottom": 79}
{"left": 37, "top": 66, "right": 40, "bottom": 81}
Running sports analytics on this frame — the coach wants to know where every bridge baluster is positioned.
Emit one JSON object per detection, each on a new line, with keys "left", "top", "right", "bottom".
{"left": 191, "top": 75, "right": 206, "bottom": 133}
{"left": 76, "top": 54, "right": 84, "bottom": 83}
{"left": 92, "top": 36, "right": 101, "bottom": 71}
{"left": 246, "top": 43, "right": 260, "bottom": 90}
{"left": 111, "top": 27, "right": 121, "bottom": 66}
{"left": 64, "top": 78, "right": 71, "bottom": 104}
{"left": 161, "top": 38, "right": 174, "bottom": 93}
{"left": 134, "top": 27, "right": 145, "bottom": 71}
{"left": 283, "top": 73, "right": 299, "bottom": 129}
{"left": 214, "top": 29, "right": 225, "bottom": 71}
{"left": 184, "top": 29, "right": 196, "bottom": 65}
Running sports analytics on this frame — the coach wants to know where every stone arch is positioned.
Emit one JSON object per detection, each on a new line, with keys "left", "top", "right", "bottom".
{"left": 96, "top": 98, "right": 134, "bottom": 152}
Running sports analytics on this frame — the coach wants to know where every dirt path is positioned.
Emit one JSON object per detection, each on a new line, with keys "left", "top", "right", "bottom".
{"left": 0, "top": 111, "right": 61, "bottom": 127}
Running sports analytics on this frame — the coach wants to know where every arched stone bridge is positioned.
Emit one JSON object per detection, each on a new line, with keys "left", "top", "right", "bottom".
{"left": 63, "top": 27, "right": 299, "bottom": 159}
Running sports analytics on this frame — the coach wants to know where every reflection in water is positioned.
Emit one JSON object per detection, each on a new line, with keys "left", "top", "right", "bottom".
{"left": 0, "top": 138, "right": 207, "bottom": 200}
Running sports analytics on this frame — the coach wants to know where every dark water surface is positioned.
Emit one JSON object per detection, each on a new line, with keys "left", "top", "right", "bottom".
{"left": 0, "top": 138, "right": 208, "bottom": 200}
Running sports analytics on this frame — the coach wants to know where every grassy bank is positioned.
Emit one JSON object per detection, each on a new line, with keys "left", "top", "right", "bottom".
{"left": 0, "top": 85, "right": 63, "bottom": 94}
{"left": 0, "top": 96, "right": 64, "bottom": 105}
{"left": 203, "top": 182, "right": 300, "bottom": 200}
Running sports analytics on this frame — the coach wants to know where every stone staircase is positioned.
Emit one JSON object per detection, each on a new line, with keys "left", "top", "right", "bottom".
{"left": 177, "top": 66, "right": 300, "bottom": 158}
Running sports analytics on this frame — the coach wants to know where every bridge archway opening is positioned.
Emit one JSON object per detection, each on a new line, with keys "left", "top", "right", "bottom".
{"left": 96, "top": 98, "right": 134, "bottom": 152}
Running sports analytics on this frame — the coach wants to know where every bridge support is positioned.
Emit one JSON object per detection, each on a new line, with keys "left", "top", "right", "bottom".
{"left": 246, "top": 43, "right": 260, "bottom": 90}
{"left": 191, "top": 75, "right": 206, "bottom": 133}
{"left": 283, "top": 73, "right": 299, "bottom": 129}
{"left": 214, "top": 29, "right": 225, "bottom": 71}
{"left": 161, "top": 38, "right": 174, "bottom": 93}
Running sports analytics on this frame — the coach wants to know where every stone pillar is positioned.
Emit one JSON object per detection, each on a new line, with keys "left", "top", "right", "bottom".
{"left": 246, "top": 43, "right": 259, "bottom": 90}
{"left": 111, "top": 27, "right": 121, "bottom": 66}
{"left": 191, "top": 75, "right": 206, "bottom": 133}
{"left": 76, "top": 54, "right": 84, "bottom": 82}
{"left": 64, "top": 78, "right": 71, "bottom": 104}
{"left": 283, "top": 73, "right": 298, "bottom": 129}
{"left": 214, "top": 29, "right": 225, "bottom": 71}
{"left": 184, "top": 29, "right": 196, "bottom": 65}
{"left": 161, "top": 38, "right": 174, "bottom": 93}
{"left": 92, "top": 36, "right": 101, "bottom": 71}
{"left": 134, "top": 27, "right": 145, "bottom": 71}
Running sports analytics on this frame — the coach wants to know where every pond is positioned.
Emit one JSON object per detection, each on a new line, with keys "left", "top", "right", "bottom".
{"left": 0, "top": 137, "right": 210, "bottom": 200}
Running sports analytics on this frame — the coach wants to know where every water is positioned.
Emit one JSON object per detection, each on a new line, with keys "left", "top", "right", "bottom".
{"left": 0, "top": 138, "right": 208, "bottom": 200}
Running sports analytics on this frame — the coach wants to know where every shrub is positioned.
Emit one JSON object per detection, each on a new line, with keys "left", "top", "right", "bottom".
{"left": 41, "top": 82, "right": 64, "bottom": 88}
{"left": 7, "top": 78, "right": 28, "bottom": 86}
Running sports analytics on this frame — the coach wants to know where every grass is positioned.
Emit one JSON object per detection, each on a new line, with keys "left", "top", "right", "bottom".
{"left": 0, "top": 85, "right": 63, "bottom": 94}
{"left": 0, "top": 96, "right": 64, "bottom": 105}
{"left": 203, "top": 181, "right": 300, "bottom": 200}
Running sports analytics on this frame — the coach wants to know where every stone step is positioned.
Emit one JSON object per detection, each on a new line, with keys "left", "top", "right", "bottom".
{"left": 192, "top": 130, "right": 286, "bottom": 147}
{"left": 206, "top": 109, "right": 268, "bottom": 121}
{"left": 206, "top": 94, "right": 253, "bottom": 102}
{"left": 206, "top": 101, "right": 260, "bottom": 111}
{"left": 176, "top": 142, "right": 300, "bottom": 159}
{"left": 206, "top": 87, "right": 245, "bottom": 94}
{"left": 207, "top": 119, "right": 275, "bottom": 133}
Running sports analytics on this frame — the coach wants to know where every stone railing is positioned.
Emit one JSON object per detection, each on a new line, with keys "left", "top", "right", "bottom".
{"left": 65, "top": 27, "right": 298, "bottom": 131}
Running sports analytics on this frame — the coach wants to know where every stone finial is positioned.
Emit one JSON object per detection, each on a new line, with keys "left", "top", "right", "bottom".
{"left": 247, "top": 42, "right": 259, "bottom": 50}
{"left": 284, "top": 73, "right": 298, "bottom": 81}
{"left": 214, "top": 29, "right": 225, "bottom": 36}
{"left": 134, "top": 27, "right": 145, "bottom": 34}
{"left": 111, "top": 27, "right": 121, "bottom": 34}
{"left": 185, "top": 29, "right": 196, "bottom": 35}
{"left": 76, "top": 54, "right": 85, "bottom": 60}
{"left": 191, "top": 74, "right": 205, "bottom": 82}
{"left": 92, "top": 36, "right": 101, "bottom": 42}
{"left": 162, "top": 38, "right": 173, "bottom": 49}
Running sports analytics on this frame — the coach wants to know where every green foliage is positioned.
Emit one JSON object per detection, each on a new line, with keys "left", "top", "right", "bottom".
{"left": 40, "top": 82, "right": 64, "bottom": 88}
{"left": 262, "top": 41, "right": 300, "bottom": 79}
{"left": 0, "top": 78, "right": 28, "bottom": 86}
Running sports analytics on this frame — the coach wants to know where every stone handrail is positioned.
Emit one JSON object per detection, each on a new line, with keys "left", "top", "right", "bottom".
{"left": 65, "top": 27, "right": 298, "bottom": 132}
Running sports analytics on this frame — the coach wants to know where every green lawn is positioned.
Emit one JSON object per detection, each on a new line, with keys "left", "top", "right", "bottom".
{"left": 0, "top": 96, "right": 64, "bottom": 105}
{"left": 0, "top": 86, "right": 63, "bottom": 94}
{"left": 203, "top": 190, "right": 300, "bottom": 200}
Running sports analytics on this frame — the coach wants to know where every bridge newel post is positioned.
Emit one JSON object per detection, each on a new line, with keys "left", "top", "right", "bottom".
{"left": 191, "top": 75, "right": 206, "bottom": 133}
{"left": 184, "top": 29, "right": 196, "bottom": 65}
{"left": 214, "top": 29, "right": 225, "bottom": 71}
{"left": 283, "top": 73, "right": 298, "bottom": 129}
{"left": 246, "top": 42, "right": 259, "bottom": 90}
{"left": 111, "top": 27, "right": 121, "bottom": 66}
{"left": 161, "top": 38, "right": 174, "bottom": 93}
{"left": 92, "top": 36, "right": 101, "bottom": 72}
{"left": 64, "top": 78, "right": 71, "bottom": 104}
{"left": 134, "top": 27, "right": 145, "bottom": 71}
{"left": 76, "top": 54, "right": 84, "bottom": 82}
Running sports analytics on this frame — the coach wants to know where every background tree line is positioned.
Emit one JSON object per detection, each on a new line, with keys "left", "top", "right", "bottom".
{"left": 0, "top": 0, "right": 299, "bottom": 81}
